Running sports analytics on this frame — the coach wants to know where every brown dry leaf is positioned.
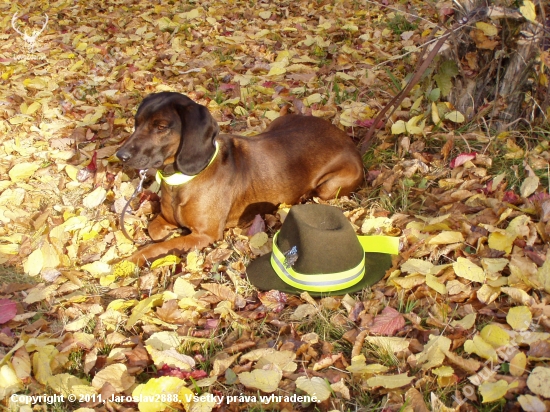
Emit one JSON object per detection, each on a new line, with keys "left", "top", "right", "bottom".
{"left": 202, "top": 283, "right": 246, "bottom": 309}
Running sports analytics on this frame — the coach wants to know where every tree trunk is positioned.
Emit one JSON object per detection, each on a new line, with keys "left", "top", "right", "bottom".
{"left": 444, "top": 1, "right": 545, "bottom": 131}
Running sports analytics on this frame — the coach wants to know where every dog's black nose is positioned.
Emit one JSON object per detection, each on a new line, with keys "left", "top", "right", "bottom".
{"left": 116, "top": 150, "right": 130, "bottom": 162}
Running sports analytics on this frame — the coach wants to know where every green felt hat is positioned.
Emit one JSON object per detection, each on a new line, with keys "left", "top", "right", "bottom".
{"left": 246, "top": 204, "right": 399, "bottom": 297}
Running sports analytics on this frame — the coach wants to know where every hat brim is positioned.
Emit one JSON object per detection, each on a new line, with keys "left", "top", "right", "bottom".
{"left": 246, "top": 252, "right": 392, "bottom": 297}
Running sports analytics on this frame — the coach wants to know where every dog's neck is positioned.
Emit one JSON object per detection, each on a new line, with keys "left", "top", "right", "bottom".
{"left": 156, "top": 142, "right": 219, "bottom": 186}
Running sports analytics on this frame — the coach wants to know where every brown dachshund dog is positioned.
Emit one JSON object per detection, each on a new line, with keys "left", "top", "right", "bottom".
{"left": 116, "top": 92, "right": 363, "bottom": 265}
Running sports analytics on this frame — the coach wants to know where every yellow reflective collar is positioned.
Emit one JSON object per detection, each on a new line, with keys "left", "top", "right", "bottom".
{"left": 156, "top": 141, "right": 219, "bottom": 186}
{"left": 270, "top": 232, "right": 400, "bottom": 293}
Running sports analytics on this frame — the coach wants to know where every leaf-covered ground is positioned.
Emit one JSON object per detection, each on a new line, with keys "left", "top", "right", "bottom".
{"left": 1, "top": 1, "right": 550, "bottom": 411}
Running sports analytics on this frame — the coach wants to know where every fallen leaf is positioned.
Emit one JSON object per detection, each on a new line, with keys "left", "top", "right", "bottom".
{"left": 453, "top": 257, "right": 486, "bottom": 283}
{"left": 520, "top": 0, "right": 537, "bottom": 22}
{"left": 295, "top": 376, "right": 332, "bottom": 401}
{"left": 367, "top": 373, "right": 414, "bottom": 389}
{"left": 238, "top": 368, "right": 282, "bottom": 393}
{"left": 521, "top": 175, "right": 540, "bottom": 198}
{"left": 132, "top": 376, "right": 186, "bottom": 412}
{"left": 0, "top": 299, "right": 17, "bottom": 324}
{"left": 370, "top": 306, "right": 405, "bottom": 336}
{"left": 517, "top": 394, "right": 547, "bottom": 412}
{"left": 527, "top": 366, "right": 550, "bottom": 398}
{"left": 91, "top": 364, "right": 135, "bottom": 392}
{"left": 479, "top": 379, "right": 517, "bottom": 403}
{"left": 506, "top": 306, "right": 532, "bottom": 331}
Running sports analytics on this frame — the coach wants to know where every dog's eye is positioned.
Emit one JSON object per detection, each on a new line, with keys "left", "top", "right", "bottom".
{"left": 157, "top": 124, "right": 168, "bottom": 131}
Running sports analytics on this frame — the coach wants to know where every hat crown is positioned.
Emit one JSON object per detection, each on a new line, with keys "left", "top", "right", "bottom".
{"left": 276, "top": 204, "right": 364, "bottom": 275}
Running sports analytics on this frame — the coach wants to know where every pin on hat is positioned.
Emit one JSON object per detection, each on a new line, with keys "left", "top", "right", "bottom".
{"left": 246, "top": 204, "right": 400, "bottom": 296}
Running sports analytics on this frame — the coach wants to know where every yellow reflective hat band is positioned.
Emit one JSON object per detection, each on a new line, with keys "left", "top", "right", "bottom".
{"left": 358, "top": 235, "right": 400, "bottom": 255}
{"left": 156, "top": 141, "right": 220, "bottom": 185}
{"left": 270, "top": 232, "right": 365, "bottom": 292}
{"left": 270, "top": 231, "right": 400, "bottom": 293}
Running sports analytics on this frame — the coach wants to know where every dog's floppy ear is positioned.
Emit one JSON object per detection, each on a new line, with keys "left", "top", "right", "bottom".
{"left": 173, "top": 95, "right": 220, "bottom": 175}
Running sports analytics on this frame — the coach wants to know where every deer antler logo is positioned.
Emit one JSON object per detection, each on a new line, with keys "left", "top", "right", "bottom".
{"left": 11, "top": 12, "right": 48, "bottom": 52}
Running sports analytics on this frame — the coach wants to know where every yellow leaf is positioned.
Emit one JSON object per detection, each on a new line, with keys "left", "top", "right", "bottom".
{"left": 47, "top": 373, "right": 90, "bottom": 396}
{"left": 9, "top": 162, "right": 41, "bottom": 182}
{"left": 179, "top": 8, "right": 200, "bottom": 20}
{"left": 20, "top": 101, "right": 41, "bottom": 115}
{"left": 267, "top": 66, "right": 286, "bottom": 76}
{"left": 81, "top": 261, "right": 111, "bottom": 277}
{"left": 506, "top": 306, "right": 532, "bottom": 331}
{"left": 406, "top": 115, "right": 425, "bottom": 135}
{"left": 477, "top": 284, "right": 501, "bottom": 305}
{"left": 234, "top": 106, "right": 248, "bottom": 116}
{"left": 0, "top": 364, "right": 24, "bottom": 399}
{"left": 367, "top": 373, "right": 414, "bottom": 389}
{"left": 23, "top": 284, "right": 57, "bottom": 304}
{"left": 126, "top": 294, "right": 163, "bottom": 330}
{"left": 83, "top": 187, "right": 107, "bottom": 209}
{"left": 476, "top": 22, "right": 499, "bottom": 37}
{"left": 257, "top": 350, "right": 297, "bottom": 372}
{"left": 365, "top": 336, "right": 410, "bottom": 353}
{"left": 107, "top": 299, "right": 138, "bottom": 312}
{"left": 41, "top": 241, "right": 60, "bottom": 269}
{"left": 295, "top": 376, "right": 331, "bottom": 401}
{"left": 173, "top": 278, "right": 196, "bottom": 298}
{"left": 264, "top": 110, "right": 280, "bottom": 120}
{"left": 451, "top": 313, "right": 476, "bottom": 329}
{"left": 479, "top": 379, "right": 512, "bottom": 403}
{"left": 92, "top": 364, "right": 134, "bottom": 392}
{"left": 33, "top": 345, "right": 57, "bottom": 385}
{"left": 186, "top": 250, "right": 204, "bottom": 272}
{"left": 416, "top": 335, "right": 451, "bottom": 370}
{"left": 391, "top": 274, "right": 426, "bottom": 289}
{"left": 432, "top": 365, "right": 454, "bottom": 377}
{"left": 481, "top": 258, "right": 509, "bottom": 274}
{"left": 150, "top": 254, "right": 181, "bottom": 269}
{"left": 526, "top": 366, "right": 550, "bottom": 398}
{"left": 510, "top": 352, "right": 527, "bottom": 377}
{"left": 453, "top": 257, "right": 486, "bottom": 283}
{"left": 132, "top": 376, "right": 186, "bottom": 412}
{"left": 401, "top": 259, "right": 434, "bottom": 275}
{"left": 259, "top": 11, "right": 272, "bottom": 19}
{"left": 480, "top": 324, "right": 510, "bottom": 348}
{"left": 23, "top": 248, "right": 43, "bottom": 277}
{"left": 538, "top": 258, "right": 550, "bottom": 294}
{"left": 428, "top": 231, "right": 464, "bottom": 245}
{"left": 520, "top": 175, "right": 539, "bottom": 198}
{"left": 464, "top": 335, "right": 498, "bottom": 361}
{"left": 426, "top": 274, "right": 447, "bottom": 294}
{"left": 146, "top": 331, "right": 187, "bottom": 351}
{"left": 23, "top": 77, "right": 48, "bottom": 90}
{"left": 444, "top": 111, "right": 465, "bottom": 123}
{"left": 431, "top": 102, "right": 441, "bottom": 124}
{"left": 221, "top": 97, "right": 240, "bottom": 105}
{"left": 250, "top": 232, "right": 268, "bottom": 248}
{"left": 488, "top": 231, "right": 514, "bottom": 253}
{"left": 500, "top": 287, "right": 534, "bottom": 305}
{"left": 520, "top": 0, "right": 537, "bottom": 22}
{"left": 391, "top": 120, "right": 407, "bottom": 135}
{"left": 238, "top": 368, "right": 282, "bottom": 393}
{"left": 65, "top": 314, "right": 94, "bottom": 332}
{"left": 147, "top": 346, "right": 195, "bottom": 370}
{"left": 112, "top": 260, "right": 137, "bottom": 278}
{"left": 304, "top": 93, "right": 323, "bottom": 106}
{"left": 346, "top": 355, "right": 389, "bottom": 376}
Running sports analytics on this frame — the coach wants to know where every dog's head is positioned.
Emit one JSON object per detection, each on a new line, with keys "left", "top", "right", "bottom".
{"left": 116, "top": 92, "right": 220, "bottom": 174}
